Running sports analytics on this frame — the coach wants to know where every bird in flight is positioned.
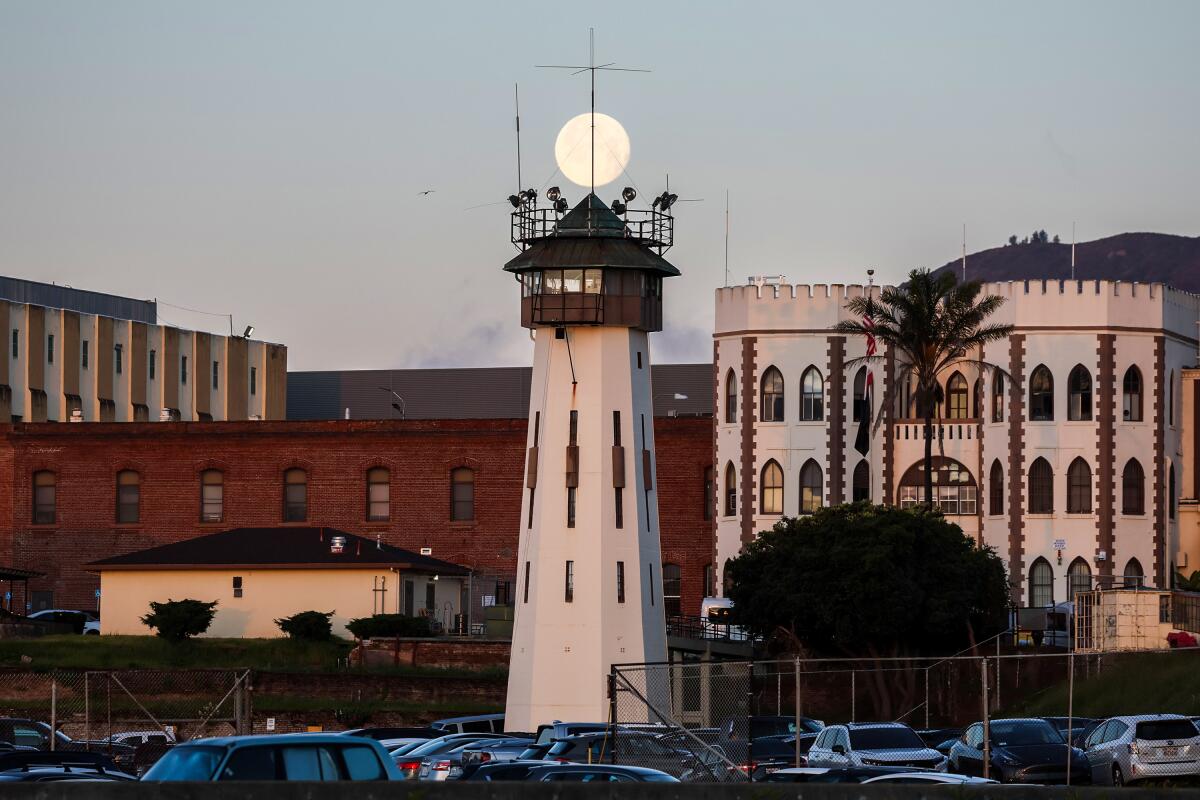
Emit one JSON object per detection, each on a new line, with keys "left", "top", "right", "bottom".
{"left": 418, "top": 189, "right": 435, "bottom": 196}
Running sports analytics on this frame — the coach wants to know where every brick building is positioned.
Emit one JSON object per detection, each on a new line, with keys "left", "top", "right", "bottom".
{"left": 0, "top": 415, "right": 714, "bottom": 620}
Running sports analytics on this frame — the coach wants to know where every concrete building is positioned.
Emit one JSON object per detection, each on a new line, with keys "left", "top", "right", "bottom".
{"left": 714, "top": 278, "right": 1200, "bottom": 606}
{"left": 89, "top": 527, "right": 468, "bottom": 639}
{"left": 1, "top": 275, "right": 286, "bottom": 422}
{"left": 503, "top": 194, "right": 678, "bottom": 729}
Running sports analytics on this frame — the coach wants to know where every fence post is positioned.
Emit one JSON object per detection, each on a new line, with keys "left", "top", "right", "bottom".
{"left": 84, "top": 673, "right": 90, "bottom": 749}
{"left": 924, "top": 667, "right": 930, "bottom": 729}
{"left": 607, "top": 668, "right": 617, "bottom": 733}
{"left": 980, "top": 657, "right": 989, "bottom": 780}
{"left": 245, "top": 671, "right": 254, "bottom": 736}
{"left": 995, "top": 635, "right": 1001, "bottom": 712}
{"left": 850, "top": 671, "right": 856, "bottom": 723}
{"left": 793, "top": 658, "right": 802, "bottom": 768}
{"left": 50, "top": 680, "right": 57, "bottom": 751}
{"left": 1065, "top": 652, "right": 1075, "bottom": 787}
{"left": 234, "top": 676, "right": 244, "bottom": 736}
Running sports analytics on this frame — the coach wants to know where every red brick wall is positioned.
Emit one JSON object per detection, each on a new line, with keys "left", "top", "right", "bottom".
{"left": 0, "top": 417, "right": 714, "bottom": 617}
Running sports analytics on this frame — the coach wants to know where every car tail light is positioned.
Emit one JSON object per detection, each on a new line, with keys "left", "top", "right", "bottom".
{"left": 1128, "top": 743, "right": 1139, "bottom": 756}
{"left": 434, "top": 761, "right": 451, "bottom": 771}
{"left": 555, "top": 758, "right": 571, "bottom": 764}
{"left": 397, "top": 760, "right": 421, "bottom": 771}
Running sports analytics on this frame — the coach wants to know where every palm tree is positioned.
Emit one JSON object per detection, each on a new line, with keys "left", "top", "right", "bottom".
{"left": 833, "top": 269, "right": 1013, "bottom": 508}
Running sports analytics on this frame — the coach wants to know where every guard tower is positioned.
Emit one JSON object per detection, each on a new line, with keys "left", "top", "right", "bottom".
{"left": 503, "top": 189, "right": 680, "bottom": 729}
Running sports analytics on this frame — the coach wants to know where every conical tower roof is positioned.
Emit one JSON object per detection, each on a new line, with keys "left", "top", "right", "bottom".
{"left": 503, "top": 193, "right": 680, "bottom": 277}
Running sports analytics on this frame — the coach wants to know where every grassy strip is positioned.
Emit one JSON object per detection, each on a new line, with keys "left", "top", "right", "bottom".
{"left": 1004, "top": 650, "right": 1200, "bottom": 717}
{"left": 0, "top": 636, "right": 505, "bottom": 677}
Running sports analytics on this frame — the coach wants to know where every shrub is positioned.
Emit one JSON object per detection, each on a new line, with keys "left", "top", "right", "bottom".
{"left": 141, "top": 599, "right": 218, "bottom": 642}
{"left": 345, "top": 614, "right": 432, "bottom": 640}
{"left": 275, "top": 610, "right": 335, "bottom": 641}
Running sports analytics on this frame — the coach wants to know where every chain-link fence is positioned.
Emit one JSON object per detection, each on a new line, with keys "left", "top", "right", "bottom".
{"left": 611, "top": 645, "right": 1200, "bottom": 785}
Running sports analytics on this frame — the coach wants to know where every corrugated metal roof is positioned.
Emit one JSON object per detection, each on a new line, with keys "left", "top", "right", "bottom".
{"left": 0, "top": 275, "right": 156, "bottom": 323}
{"left": 503, "top": 237, "right": 681, "bottom": 276}
{"left": 287, "top": 363, "right": 713, "bottom": 420}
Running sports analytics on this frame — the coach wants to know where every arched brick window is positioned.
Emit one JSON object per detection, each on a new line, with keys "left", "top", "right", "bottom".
{"left": 1068, "top": 364, "right": 1092, "bottom": 421}
{"left": 1122, "top": 366, "right": 1142, "bottom": 422}
{"left": 760, "top": 460, "right": 783, "bottom": 515}
{"left": 1029, "top": 558, "right": 1053, "bottom": 607}
{"left": 1121, "top": 459, "right": 1144, "bottom": 516}
{"left": 1066, "top": 457, "right": 1092, "bottom": 514}
{"left": 725, "top": 369, "right": 737, "bottom": 423}
{"left": 451, "top": 467, "right": 475, "bottom": 521}
{"left": 760, "top": 367, "right": 785, "bottom": 422}
{"left": 800, "top": 367, "right": 824, "bottom": 421}
{"left": 946, "top": 372, "right": 968, "bottom": 419}
{"left": 1028, "top": 457, "right": 1053, "bottom": 513}
{"left": 1029, "top": 365, "right": 1054, "bottom": 421}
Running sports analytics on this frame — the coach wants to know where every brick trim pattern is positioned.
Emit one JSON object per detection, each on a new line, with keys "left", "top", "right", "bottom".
{"left": 1152, "top": 336, "right": 1166, "bottom": 585}
{"left": 882, "top": 345, "right": 896, "bottom": 504}
{"left": 826, "top": 336, "right": 846, "bottom": 506}
{"left": 712, "top": 341, "right": 720, "bottom": 574}
{"left": 739, "top": 337, "right": 758, "bottom": 547}
{"left": 1007, "top": 334, "right": 1027, "bottom": 604}
{"left": 1095, "top": 334, "right": 1117, "bottom": 580}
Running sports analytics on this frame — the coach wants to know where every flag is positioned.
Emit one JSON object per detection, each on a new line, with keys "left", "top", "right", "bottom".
{"left": 854, "top": 312, "right": 876, "bottom": 456}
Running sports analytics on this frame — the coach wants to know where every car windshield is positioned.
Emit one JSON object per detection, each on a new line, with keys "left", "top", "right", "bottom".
{"left": 405, "top": 737, "right": 468, "bottom": 757}
{"left": 546, "top": 741, "right": 578, "bottom": 757}
{"left": 1135, "top": 721, "right": 1199, "bottom": 741}
{"left": 750, "top": 719, "right": 796, "bottom": 738}
{"left": 990, "top": 721, "right": 1063, "bottom": 746}
{"left": 142, "top": 746, "right": 224, "bottom": 781}
{"left": 390, "top": 742, "right": 423, "bottom": 757}
{"left": 642, "top": 773, "right": 679, "bottom": 782}
{"left": 849, "top": 727, "right": 925, "bottom": 750}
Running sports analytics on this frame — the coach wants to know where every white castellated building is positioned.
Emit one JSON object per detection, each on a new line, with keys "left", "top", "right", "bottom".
{"left": 714, "top": 278, "right": 1200, "bottom": 606}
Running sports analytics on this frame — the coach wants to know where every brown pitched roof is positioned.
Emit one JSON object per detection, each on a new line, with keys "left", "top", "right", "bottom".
{"left": 86, "top": 527, "right": 468, "bottom": 575}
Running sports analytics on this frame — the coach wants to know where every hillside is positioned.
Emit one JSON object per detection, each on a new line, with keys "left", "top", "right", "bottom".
{"left": 932, "top": 232, "right": 1200, "bottom": 294}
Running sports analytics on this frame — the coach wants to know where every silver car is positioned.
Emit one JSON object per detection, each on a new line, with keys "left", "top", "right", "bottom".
{"left": 806, "top": 723, "right": 946, "bottom": 771}
{"left": 1082, "top": 714, "right": 1200, "bottom": 785}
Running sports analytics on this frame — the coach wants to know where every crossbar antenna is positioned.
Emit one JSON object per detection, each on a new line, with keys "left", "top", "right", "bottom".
{"left": 536, "top": 28, "right": 649, "bottom": 228}
{"left": 514, "top": 84, "right": 522, "bottom": 194}
{"left": 1071, "top": 221, "right": 1077, "bottom": 280}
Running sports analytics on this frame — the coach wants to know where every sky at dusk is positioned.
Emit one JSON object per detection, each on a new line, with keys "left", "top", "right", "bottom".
{"left": 2, "top": 1, "right": 1197, "bottom": 369}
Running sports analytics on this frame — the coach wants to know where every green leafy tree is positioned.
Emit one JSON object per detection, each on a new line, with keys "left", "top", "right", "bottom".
{"left": 141, "top": 599, "right": 217, "bottom": 642}
{"left": 275, "top": 610, "right": 335, "bottom": 641}
{"left": 346, "top": 614, "right": 433, "bottom": 640}
{"left": 834, "top": 269, "right": 1012, "bottom": 506}
{"left": 1175, "top": 571, "right": 1200, "bottom": 592}
{"left": 725, "top": 504, "right": 1009, "bottom": 716}
{"left": 1008, "top": 235, "right": 1018, "bottom": 246}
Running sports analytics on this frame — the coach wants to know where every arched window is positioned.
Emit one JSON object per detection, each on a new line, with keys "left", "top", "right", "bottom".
{"left": 662, "top": 563, "right": 682, "bottom": 616}
{"left": 852, "top": 460, "right": 870, "bottom": 503}
{"left": 367, "top": 467, "right": 390, "bottom": 521}
{"left": 760, "top": 460, "right": 783, "bottom": 515}
{"left": 1029, "top": 558, "right": 1054, "bottom": 607}
{"left": 1170, "top": 462, "right": 1177, "bottom": 520}
{"left": 725, "top": 369, "right": 737, "bottom": 423}
{"left": 1067, "top": 365, "right": 1092, "bottom": 421}
{"left": 989, "top": 460, "right": 1004, "bottom": 516}
{"left": 1123, "top": 558, "right": 1145, "bottom": 589}
{"left": 852, "top": 367, "right": 869, "bottom": 422}
{"left": 33, "top": 471, "right": 56, "bottom": 525}
{"left": 898, "top": 457, "right": 977, "bottom": 514}
{"left": 1028, "top": 457, "right": 1053, "bottom": 513}
{"left": 117, "top": 470, "right": 140, "bottom": 524}
{"left": 799, "top": 460, "right": 823, "bottom": 514}
{"left": 800, "top": 367, "right": 824, "bottom": 421}
{"left": 991, "top": 373, "right": 1005, "bottom": 423}
{"left": 723, "top": 463, "right": 737, "bottom": 517}
{"left": 1121, "top": 459, "right": 1145, "bottom": 516}
{"left": 760, "top": 367, "right": 785, "bottom": 422}
{"left": 973, "top": 377, "right": 983, "bottom": 419}
{"left": 200, "top": 469, "right": 223, "bottom": 523}
{"left": 451, "top": 467, "right": 475, "bottom": 521}
{"left": 1122, "top": 366, "right": 1143, "bottom": 422}
{"left": 283, "top": 468, "right": 307, "bottom": 522}
{"left": 946, "top": 372, "right": 968, "bottom": 419}
{"left": 1067, "top": 457, "right": 1092, "bottom": 514}
{"left": 703, "top": 465, "right": 714, "bottom": 520}
{"left": 1067, "top": 557, "right": 1092, "bottom": 598}
{"left": 1029, "top": 365, "right": 1054, "bottom": 421}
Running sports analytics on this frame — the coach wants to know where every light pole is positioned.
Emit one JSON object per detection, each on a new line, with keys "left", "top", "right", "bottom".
{"left": 377, "top": 387, "right": 406, "bottom": 420}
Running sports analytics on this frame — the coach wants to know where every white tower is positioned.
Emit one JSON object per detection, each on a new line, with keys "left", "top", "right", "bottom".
{"left": 503, "top": 191, "right": 678, "bottom": 729}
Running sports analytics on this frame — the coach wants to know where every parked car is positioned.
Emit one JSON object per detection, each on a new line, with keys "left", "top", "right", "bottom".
{"left": 861, "top": 771, "right": 998, "bottom": 785}
{"left": 947, "top": 718, "right": 1090, "bottom": 784}
{"left": 454, "top": 737, "right": 537, "bottom": 780}
{"left": 26, "top": 609, "right": 99, "bottom": 635}
{"left": 141, "top": 734, "right": 401, "bottom": 781}
{"left": 0, "top": 751, "right": 135, "bottom": 783}
{"left": 420, "top": 737, "right": 533, "bottom": 782}
{"left": 535, "top": 731, "right": 696, "bottom": 778}
{"left": 805, "top": 722, "right": 945, "bottom": 770}
{"left": 430, "top": 714, "right": 505, "bottom": 734}
{"left": 99, "top": 730, "right": 175, "bottom": 748}
{"left": 1041, "top": 716, "right": 1099, "bottom": 747}
{"left": 916, "top": 727, "right": 962, "bottom": 748}
{"left": 342, "top": 726, "right": 440, "bottom": 742}
{"left": 0, "top": 719, "right": 135, "bottom": 765}
{"left": 1082, "top": 714, "right": 1200, "bottom": 785}
{"left": 462, "top": 760, "right": 554, "bottom": 781}
{"left": 394, "top": 733, "right": 508, "bottom": 780}
{"left": 525, "top": 763, "right": 680, "bottom": 782}
{"left": 532, "top": 722, "right": 608, "bottom": 745}
{"left": 764, "top": 766, "right": 928, "bottom": 783}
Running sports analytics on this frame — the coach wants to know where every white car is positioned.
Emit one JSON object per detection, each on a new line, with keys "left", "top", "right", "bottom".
{"left": 101, "top": 730, "right": 176, "bottom": 747}
{"left": 27, "top": 609, "right": 100, "bottom": 635}
{"left": 1083, "top": 714, "right": 1200, "bottom": 785}
{"left": 806, "top": 723, "right": 946, "bottom": 771}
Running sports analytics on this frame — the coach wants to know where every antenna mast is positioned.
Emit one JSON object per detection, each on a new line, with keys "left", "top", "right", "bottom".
{"left": 724, "top": 190, "right": 730, "bottom": 287}
{"left": 514, "top": 84, "right": 522, "bottom": 192}
{"left": 1071, "top": 221, "right": 1077, "bottom": 280}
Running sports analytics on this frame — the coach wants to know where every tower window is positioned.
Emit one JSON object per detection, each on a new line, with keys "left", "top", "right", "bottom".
{"left": 1067, "top": 365, "right": 1092, "bottom": 421}
{"left": 114, "top": 344, "right": 123, "bottom": 375}
{"left": 565, "top": 561, "right": 574, "bottom": 603}
{"left": 10, "top": 329, "right": 17, "bottom": 359}
{"left": 760, "top": 367, "right": 785, "bottom": 422}
{"left": 801, "top": 366, "right": 824, "bottom": 421}
{"left": 82, "top": 340, "right": 89, "bottom": 368}
{"left": 250, "top": 366, "right": 257, "bottom": 396}
{"left": 616, "top": 561, "right": 625, "bottom": 604}
{"left": 149, "top": 350, "right": 156, "bottom": 380}
{"left": 212, "top": 361, "right": 219, "bottom": 390}
{"left": 1029, "top": 365, "right": 1054, "bottom": 421}
{"left": 662, "top": 563, "right": 681, "bottom": 616}
{"left": 47, "top": 334, "right": 54, "bottom": 364}
{"left": 181, "top": 356, "right": 188, "bottom": 384}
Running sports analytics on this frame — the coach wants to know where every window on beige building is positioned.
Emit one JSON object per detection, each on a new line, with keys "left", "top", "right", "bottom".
{"left": 760, "top": 460, "right": 783, "bottom": 515}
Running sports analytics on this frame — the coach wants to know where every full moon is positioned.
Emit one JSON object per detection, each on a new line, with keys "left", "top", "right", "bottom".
{"left": 554, "top": 112, "right": 630, "bottom": 189}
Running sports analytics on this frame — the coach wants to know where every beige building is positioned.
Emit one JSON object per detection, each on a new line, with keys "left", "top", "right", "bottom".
{"left": 1181, "top": 367, "right": 1200, "bottom": 575}
{"left": 1, "top": 275, "right": 286, "bottom": 422}
{"left": 89, "top": 528, "right": 469, "bottom": 639}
